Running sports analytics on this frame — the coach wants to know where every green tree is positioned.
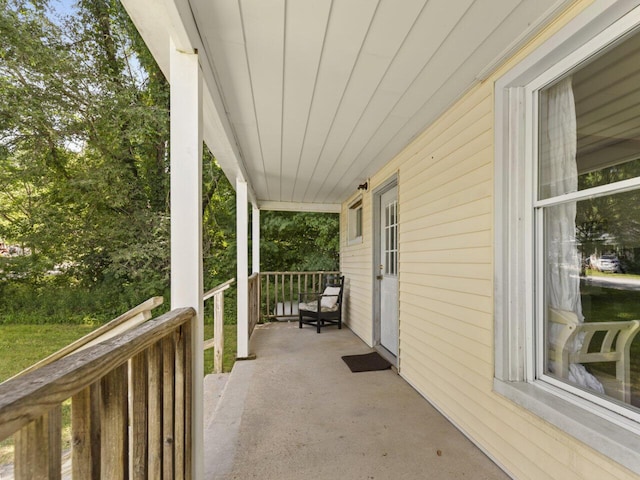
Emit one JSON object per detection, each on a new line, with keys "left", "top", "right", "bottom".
{"left": 576, "top": 160, "right": 640, "bottom": 272}
{"left": 202, "top": 147, "right": 237, "bottom": 288}
{"left": 0, "top": 0, "right": 340, "bottom": 323}
{"left": 0, "top": 0, "right": 171, "bottom": 297}
{"left": 260, "top": 211, "right": 339, "bottom": 272}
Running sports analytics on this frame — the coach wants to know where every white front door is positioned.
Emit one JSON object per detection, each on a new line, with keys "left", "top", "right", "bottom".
{"left": 378, "top": 186, "right": 398, "bottom": 356}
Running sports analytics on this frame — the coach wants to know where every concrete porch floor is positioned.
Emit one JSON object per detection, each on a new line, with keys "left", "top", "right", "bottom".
{"left": 203, "top": 322, "right": 509, "bottom": 480}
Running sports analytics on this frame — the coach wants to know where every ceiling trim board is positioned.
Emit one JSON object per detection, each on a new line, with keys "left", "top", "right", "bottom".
{"left": 257, "top": 201, "right": 341, "bottom": 213}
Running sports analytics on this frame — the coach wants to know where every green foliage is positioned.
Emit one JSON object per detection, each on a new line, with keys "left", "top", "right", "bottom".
{"left": 0, "top": 0, "right": 171, "bottom": 304}
{"left": 0, "top": 0, "right": 340, "bottom": 328}
{"left": 202, "top": 148, "right": 237, "bottom": 289}
{"left": 576, "top": 161, "right": 640, "bottom": 273}
{"left": 260, "top": 211, "right": 339, "bottom": 272}
{"left": 0, "top": 273, "right": 160, "bottom": 324}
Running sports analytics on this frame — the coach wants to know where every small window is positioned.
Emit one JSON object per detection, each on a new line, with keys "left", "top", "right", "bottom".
{"left": 384, "top": 200, "right": 398, "bottom": 275}
{"left": 348, "top": 198, "right": 363, "bottom": 244}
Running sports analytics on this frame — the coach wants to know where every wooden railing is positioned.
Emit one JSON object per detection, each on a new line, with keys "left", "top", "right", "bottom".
{"left": 203, "top": 278, "right": 234, "bottom": 374}
{"left": 7, "top": 297, "right": 164, "bottom": 382}
{"left": 248, "top": 273, "right": 260, "bottom": 336}
{"left": 0, "top": 307, "right": 196, "bottom": 479}
{"left": 260, "top": 271, "right": 340, "bottom": 321}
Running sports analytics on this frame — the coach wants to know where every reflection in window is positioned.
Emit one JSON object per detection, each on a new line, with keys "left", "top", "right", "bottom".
{"left": 539, "top": 29, "right": 640, "bottom": 200}
{"left": 539, "top": 29, "right": 640, "bottom": 410}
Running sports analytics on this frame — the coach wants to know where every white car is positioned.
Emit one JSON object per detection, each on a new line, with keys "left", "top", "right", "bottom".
{"left": 594, "top": 254, "right": 621, "bottom": 273}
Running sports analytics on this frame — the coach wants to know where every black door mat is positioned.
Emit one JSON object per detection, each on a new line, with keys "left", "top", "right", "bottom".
{"left": 341, "top": 352, "right": 392, "bottom": 372}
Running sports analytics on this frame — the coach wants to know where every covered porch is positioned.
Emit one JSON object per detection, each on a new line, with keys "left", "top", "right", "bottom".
{"left": 6, "top": 0, "right": 620, "bottom": 477}
{"left": 203, "top": 321, "right": 507, "bottom": 480}
{"left": 115, "top": 2, "right": 578, "bottom": 474}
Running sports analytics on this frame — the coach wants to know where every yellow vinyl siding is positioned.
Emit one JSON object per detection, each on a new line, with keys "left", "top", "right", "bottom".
{"left": 403, "top": 280, "right": 494, "bottom": 314}
{"left": 403, "top": 260, "right": 492, "bottom": 280}
{"left": 402, "top": 296, "right": 493, "bottom": 338}
{"left": 401, "top": 196, "right": 492, "bottom": 229}
{"left": 403, "top": 180, "right": 492, "bottom": 224}
{"left": 395, "top": 76, "right": 638, "bottom": 478}
{"left": 340, "top": 0, "right": 640, "bottom": 477}
{"left": 341, "top": 192, "right": 373, "bottom": 343}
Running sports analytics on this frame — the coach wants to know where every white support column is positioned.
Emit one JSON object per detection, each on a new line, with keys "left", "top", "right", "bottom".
{"left": 252, "top": 204, "right": 260, "bottom": 274}
{"left": 169, "top": 40, "right": 203, "bottom": 480}
{"left": 236, "top": 179, "right": 249, "bottom": 358}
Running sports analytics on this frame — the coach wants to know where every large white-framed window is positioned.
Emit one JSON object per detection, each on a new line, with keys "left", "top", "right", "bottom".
{"left": 531, "top": 26, "right": 640, "bottom": 420}
{"left": 495, "top": 1, "right": 640, "bottom": 473}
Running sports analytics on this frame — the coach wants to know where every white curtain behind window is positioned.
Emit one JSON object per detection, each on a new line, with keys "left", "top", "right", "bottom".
{"left": 544, "top": 77, "right": 582, "bottom": 319}
{"left": 543, "top": 77, "right": 604, "bottom": 393}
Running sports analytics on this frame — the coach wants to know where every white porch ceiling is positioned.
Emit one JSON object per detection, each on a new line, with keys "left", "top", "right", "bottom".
{"left": 123, "top": 0, "right": 572, "bottom": 211}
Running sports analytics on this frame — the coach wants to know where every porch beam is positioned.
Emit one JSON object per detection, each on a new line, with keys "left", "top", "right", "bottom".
{"left": 169, "top": 40, "right": 204, "bottom": 480}
{"left": 252, "top": 204, "right": 260, "bottom": 274}
{"left": 237, "top": 179, "right": 249, "bottom": 359}
{"left": 258, "top": 201, "right": 341, "bottom": 213}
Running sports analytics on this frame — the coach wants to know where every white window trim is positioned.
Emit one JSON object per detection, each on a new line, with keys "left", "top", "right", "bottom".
{"left": 348, "top": 196, "right": 363, "bottom": 245}
{"left": 494, "top": 0, "right": 640, "bottom": 474}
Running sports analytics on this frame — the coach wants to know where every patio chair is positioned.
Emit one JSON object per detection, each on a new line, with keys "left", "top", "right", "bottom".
{"left": 548, "top": 308, "right": 640, "bottom": 403}
{"left": 298, "top": 275, "right": 344, "bottom": 333}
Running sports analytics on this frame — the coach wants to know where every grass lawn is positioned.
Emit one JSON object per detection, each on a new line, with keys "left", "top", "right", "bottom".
{"left": 581, "top": 282, "right": 640, "bottom": 403}
{"left": 0, "top": 324, "right": 95, "bottom": 466}
{"left": 585, "top": 268, "right": 640, "bottom": 281}
{"left": 0, "top": 324, "right": 96, "bottom": 383}
{"left": 0, "top": 321, "right": 238, "bottom": 467}
{"left": 0, "top": 323, "right": 239, "bottom": 383}
{"left": 204, "top": 323, "right": 238, "bottom": 374}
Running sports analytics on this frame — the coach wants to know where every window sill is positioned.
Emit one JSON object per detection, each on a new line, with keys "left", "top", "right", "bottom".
{"left": 347, "top": 236, "right": 363, "bottom": 246}
{"left": 494, "top": 379, "right": 640, "bottom": 475}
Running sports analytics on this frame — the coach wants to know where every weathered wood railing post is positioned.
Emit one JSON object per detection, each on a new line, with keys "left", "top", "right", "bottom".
{"left": 71, "top": 383, "right": 101, "bottom": 480}
{"left": 213, "top": 291, "right": 224, "bottom": 373}
{"left": 130, "top": 352, "right": 147, "bottom": 480}
{"left": 248, "top": 273, "right": 260, "bottom": 336}
{"left": 148, "top": 341, "right": 163, "bottom": 479}
{"left": 203, "top": 279, "right": 235, "bottom": 374}
{"left": 14, "top": 405, "right": 62, "bottom": 479}
{"left": 0, "top": 307, "right": 196, "bottom": 480}
{"left": 100, "top": 364, "right": 128, "bottom": 479}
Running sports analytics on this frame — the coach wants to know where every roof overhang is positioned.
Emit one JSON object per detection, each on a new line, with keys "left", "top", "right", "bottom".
{"left": 121, "top": 0, "right": 574, "bottom": 212}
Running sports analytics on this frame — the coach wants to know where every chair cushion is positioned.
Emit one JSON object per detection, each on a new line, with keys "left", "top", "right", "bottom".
{"left": 298, "top": 301, "right": 339, "bottom": 313}
{"left": 320, "top": 286, "right": 341, "bottom": 309}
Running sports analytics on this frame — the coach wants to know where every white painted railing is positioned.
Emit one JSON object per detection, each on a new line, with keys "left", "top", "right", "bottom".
{"left": 260, "top": 271, "right": 341, "bottom": 320}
